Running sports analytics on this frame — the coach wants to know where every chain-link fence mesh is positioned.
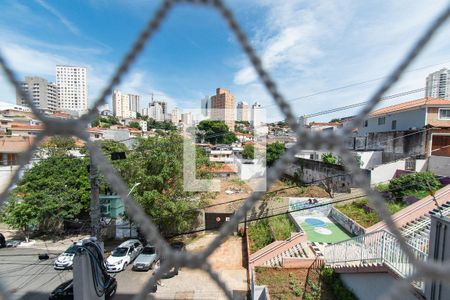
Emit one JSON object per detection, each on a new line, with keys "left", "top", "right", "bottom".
{"left": 1, "top": 0, "right": 450, "bottom": 299}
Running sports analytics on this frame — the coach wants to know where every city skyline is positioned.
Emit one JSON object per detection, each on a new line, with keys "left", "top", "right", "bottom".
{"left": 1, "top": 1, "right": 450, "bottom": 122}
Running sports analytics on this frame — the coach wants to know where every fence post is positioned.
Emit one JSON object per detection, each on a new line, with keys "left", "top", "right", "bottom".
{"left": 344, "top": 242, "right": 348, "bottom": 264}
{"left": 380, "top": 233, "right": 385, "bottom": 264}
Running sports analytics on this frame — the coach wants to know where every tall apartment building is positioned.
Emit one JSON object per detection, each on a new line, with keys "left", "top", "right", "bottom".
{"left": 201, "top": 96, "right": 211, "bottom": 117}
{"left": 56, "top": 65, "right": 87, "bottom": 112}
{"left": 152, "top": 101, "right": 167, "bottom": 117}
{"left": 237, "top": 101, "right": 249, "bottom": 122}
{"left": 426, "top": 68, "right": 450, "bottom": 99}
{"left": 171, "top": 107, "right": 180, "bottom": 124}
{"left": 128, "top": 94, "right": 140, "bottom": 114}
{"left": 113, "top": 90, "right": 130, "bottom": 119}
{"left": 251, "top": 101, "right": 264, "bottom": 127}
{"left": 181, "top": 112, "right": 193, "bottom": 126}
{"left": 16, "top": 76, "right": 59, "bottom": 111}
{"left": 113, "top": 90, "right": 140, "bottom": 119}
{"left": 149, "top": 102, "right": 164, "bottom": 121}
{"left": 210, "top": 88, "right": 236, "bottom": 131}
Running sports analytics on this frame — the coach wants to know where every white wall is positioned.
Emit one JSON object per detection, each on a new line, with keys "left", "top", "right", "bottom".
{"left": 0, "top": 165, "right": 19, "bottom": 193}
{"left": 354, "top": 151, "right": 382, "bottom": 169}
{"left": 428, "top": 156, "right": 450, "bottom": 176}
{"left": 370, "top": 160, "right": 405, "bottom": 185}
{"left": 340, "top": 273, "right": 417, "bottom": 300}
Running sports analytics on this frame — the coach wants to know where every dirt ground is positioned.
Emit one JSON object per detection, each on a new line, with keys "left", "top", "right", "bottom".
{"left": 205, "top": 179, "right": 330, "bottom": 220}
{"left": 155, "top": 232, "right": 248, "bottom": 299}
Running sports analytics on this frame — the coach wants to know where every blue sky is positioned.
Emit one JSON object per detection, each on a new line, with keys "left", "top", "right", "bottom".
{"left": 1, "top": 0, "right": 450, "bottom": 122}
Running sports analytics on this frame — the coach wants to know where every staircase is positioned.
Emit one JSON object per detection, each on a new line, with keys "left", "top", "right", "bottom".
{"left": 249, "top": 232, "right": 308, "bottom": 268}
{"left": 262, "top": 242, "right": 313, "bottom": 267}
{"left": 401, "top": 201, "right": 450, "bottom": 238}
{"left": 323, "top": 230, "right": 427, "bottom": 291}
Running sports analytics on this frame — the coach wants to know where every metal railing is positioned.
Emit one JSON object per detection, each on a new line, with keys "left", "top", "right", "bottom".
{"left": 324, "top": 230, "right": 427, "bottom": 291}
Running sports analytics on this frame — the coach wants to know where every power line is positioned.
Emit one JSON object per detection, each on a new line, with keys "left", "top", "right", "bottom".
{"left": 262, "top": 59, "right": 450, "bottom": 108}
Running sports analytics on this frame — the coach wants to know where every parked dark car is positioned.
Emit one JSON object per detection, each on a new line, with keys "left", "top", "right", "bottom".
{"left": 160, "top": 241, "right": 186, "bottom": 278}
{"left": 48, "top": 276, "right": 117, "bottom": 300}
{"left": 0, "top": 233, "right": 5, "bottom": 248}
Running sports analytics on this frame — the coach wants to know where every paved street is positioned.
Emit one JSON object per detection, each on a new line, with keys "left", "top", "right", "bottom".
{"left": 0, "top": 244, "right": 156, "bottom": 299}
{"left": 0, "top": 247, "right": 72, "bottom": 299}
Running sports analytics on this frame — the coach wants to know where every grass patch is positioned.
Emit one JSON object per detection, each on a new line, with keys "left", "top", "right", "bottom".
{"left": 335, "top": 198, "right": 407, "bottom": 228}
{"left": 248, "top": 215, "right": 296, "bottom": 253}
{"left": 255, "top": 266, "right": 356, "bottom": 300}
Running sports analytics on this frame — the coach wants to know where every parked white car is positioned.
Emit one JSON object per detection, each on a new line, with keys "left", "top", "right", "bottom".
{"left": 106, "top": 239, "right": 143, "bottom": 272}
{"left": 54, "top": 240, "right": 83, "bottom": 270}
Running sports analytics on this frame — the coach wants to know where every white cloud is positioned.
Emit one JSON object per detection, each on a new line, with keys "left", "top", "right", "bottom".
{"left": 34, "top": 0, "right": 81, "bottom": 36}
{"left": 231, "top": 0, "right": 450, "bottom": 121}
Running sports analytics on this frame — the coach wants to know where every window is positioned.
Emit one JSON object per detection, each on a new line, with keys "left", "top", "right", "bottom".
{"left": 439, "top": 108, "right": 450, "bottom": 120}
{"left": 378, "top": 117, "right": 386, "bottom": 125}
{"left": 391, "top": 120, "right": 397, "bottom": 130}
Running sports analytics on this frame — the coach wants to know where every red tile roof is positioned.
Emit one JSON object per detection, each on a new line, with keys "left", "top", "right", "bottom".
{"left": 370, "top": 97, "right": 450, "bottom": 117}
{"left": 310, "top": 122, "right": 341, "bottom": 126}
{"left": 210, "top": 164, "right": 238, "bottom": 173}
{"left": 10, "top": 123, "right": 43, "bottom": 131}
{"left": 0, "top": 136, "right": 34, "bottom": 153}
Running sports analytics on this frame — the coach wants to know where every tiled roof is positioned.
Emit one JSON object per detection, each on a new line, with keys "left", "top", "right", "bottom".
{"left": 210, "top": 164, "right": 238, "bottom": 173}
{"left": 370, "top": 97, "right": 450, "bottom": 117}
{"left": 0, "top": 136, "right": 34, "bottom": 153}
{"left": 10, "top": 123, "right": 43, "bottom": 131}
{"left": 310, "top": 122, "right": 341, "bottom": 126}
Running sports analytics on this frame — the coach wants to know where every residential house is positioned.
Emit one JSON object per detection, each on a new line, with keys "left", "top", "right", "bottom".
{"left": 309, "top": 121, "right": 342, "bottom": 132}
{"left": 209, "top": 144, "right": 234, "bottom": 163}
{"left": 349, "top": 97, "right": 450, "bottom": 162}
{"left": 210, "top": 164, "right": 238, "bottom": 178}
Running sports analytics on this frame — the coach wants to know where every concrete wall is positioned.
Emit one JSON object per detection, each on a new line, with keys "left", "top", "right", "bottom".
{"left": 282, "top": 257, "right": 318, "bottom": 268}
{"left": 329, "top": 207, "right": 366, "bottom": 236}
{"left": 358, "top": 108, "right": 426, "bottom": 135}
{"left": 348, "top": 130, "right": 427, "bottom": 163}
{"left": 369, "top": 159, "right": 405, "bottom": 185}
{"left": 354, "top": 150, "right": 383, "bottom": 169}
{"left": 0, "top": 165, "right": 19, "bottom": 193}
{"left": 236, "top": 159, "right": 266, "bottom": 181}
{"left": 340, "top": 273, "right": 418, "bottom": 300}
{"left": 285, "top": 158, "right": 358, "bottom": 193}
{"left": 428, "top": 155, "right": 450, "bottom": 176}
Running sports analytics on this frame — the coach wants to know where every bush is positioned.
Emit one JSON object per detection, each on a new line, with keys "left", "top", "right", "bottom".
{"left": 321, "top": 152, "right": 337, "bottom": 164}
{"left": 248, "top": 215, "right": 296, "bottom": 253}
{"left": 389, "top": 172, "right": 441, "bottom": 200}
{"left": 321, "top": 267, "right": 357, "bottom": 300}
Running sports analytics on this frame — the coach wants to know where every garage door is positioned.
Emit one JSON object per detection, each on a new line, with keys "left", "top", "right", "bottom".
{"left": 432, "top": 135, "right": 450, "bottom": 156}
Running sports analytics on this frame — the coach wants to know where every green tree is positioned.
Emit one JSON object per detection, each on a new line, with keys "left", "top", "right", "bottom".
{"left": 147, "top": 119, "right": 177, "bottom": 131}
{"left": 0, "top": 156, "right": 90, "bottom": 236}
{"left": 197, "top": 120, "right": 237, "bottom": 145}
{"left": 322, "top": 152, "right": 338, "bottom": 164}
{"left": 242, "top": 144, "right": 255, "bottom": 159}
{"left": 91, "top": 116, "right": 120, "bottom": 128}
{"left": 128, "top": 122, "right": 141, "bottom": 130}
{"left": 266, "top": 142, "right": 285, "bottom": 166}
{"left": 388, "top": 172, "right": 441, "bottom": 199}
{"left": 98, "top": 140, "right": 128, "bottom": 156}
{"left": 41, "top": 136, "right": 76, "bottom": 157}
{"left": 113, "top": 133, "right": 205, "bottom": 236}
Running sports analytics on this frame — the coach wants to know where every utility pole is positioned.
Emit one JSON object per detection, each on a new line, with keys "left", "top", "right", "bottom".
{"left": 90, "top": 154, "right": 102, "bottom": 245}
